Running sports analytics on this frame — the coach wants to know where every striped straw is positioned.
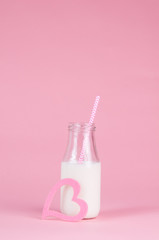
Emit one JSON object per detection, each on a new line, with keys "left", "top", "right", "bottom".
{"left": 78, "top": 96, "right": 100, "bottom": 163}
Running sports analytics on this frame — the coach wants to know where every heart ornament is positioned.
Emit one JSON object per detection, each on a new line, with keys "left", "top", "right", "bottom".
{"left": 42, "top": 178, "right": 88, "bottom": 222}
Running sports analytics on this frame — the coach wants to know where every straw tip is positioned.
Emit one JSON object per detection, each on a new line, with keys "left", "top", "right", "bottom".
{"left": 96, "top": 96, "right": 100, "bottom": 101}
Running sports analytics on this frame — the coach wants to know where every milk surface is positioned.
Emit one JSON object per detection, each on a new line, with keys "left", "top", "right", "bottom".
{"left": 60, "top": 161, "right": 101, "bottom": 218}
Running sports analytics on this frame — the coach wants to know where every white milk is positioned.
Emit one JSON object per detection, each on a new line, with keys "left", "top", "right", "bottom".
{"left": 60, "top": 161, "right": 101, "bottom": 218}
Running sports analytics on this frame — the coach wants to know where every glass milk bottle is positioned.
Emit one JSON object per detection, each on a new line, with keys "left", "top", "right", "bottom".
{"left": 60, "top": 122, "right": 101, "bottom": 219}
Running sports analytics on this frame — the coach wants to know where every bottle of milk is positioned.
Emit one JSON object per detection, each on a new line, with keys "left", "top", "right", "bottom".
{"left": 60, "top": 122, "right": 101, "bottom": 219}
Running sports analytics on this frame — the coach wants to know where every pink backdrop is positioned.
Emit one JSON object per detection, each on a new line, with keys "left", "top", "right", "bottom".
{"left": 0, "top": 0, "right": 159, "bottom": 239}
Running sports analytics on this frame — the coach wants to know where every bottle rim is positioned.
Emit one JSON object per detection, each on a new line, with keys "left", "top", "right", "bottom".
{"left": 68, "top": 122, "right": 96, "bottom": 131}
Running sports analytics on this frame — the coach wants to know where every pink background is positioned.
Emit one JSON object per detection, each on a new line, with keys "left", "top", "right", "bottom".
{"left": 0, "top": 0, "right": 159, "bottom": 239}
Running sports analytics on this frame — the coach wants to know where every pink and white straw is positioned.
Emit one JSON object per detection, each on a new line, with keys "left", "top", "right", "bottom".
{"left": 79, "top": 96, "right": 100, "bottom": 163}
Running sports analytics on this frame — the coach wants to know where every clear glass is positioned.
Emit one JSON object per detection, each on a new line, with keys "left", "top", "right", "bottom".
{"left": 60, "top": 122, "right": 101, "bottom": 219}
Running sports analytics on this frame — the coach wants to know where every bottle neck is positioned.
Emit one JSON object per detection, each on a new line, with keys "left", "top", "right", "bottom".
{"left": 63, "top": 123, "right": 99, "bottom": 163}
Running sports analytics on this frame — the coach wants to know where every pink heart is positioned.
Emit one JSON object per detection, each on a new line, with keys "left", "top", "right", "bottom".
{"left": 42, "top": 178, "right": 88, "bottom": 222}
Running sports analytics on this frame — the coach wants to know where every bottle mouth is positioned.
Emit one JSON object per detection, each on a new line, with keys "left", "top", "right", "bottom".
{"left": 68, "top": 122, "right": 96, "bottom": 131}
